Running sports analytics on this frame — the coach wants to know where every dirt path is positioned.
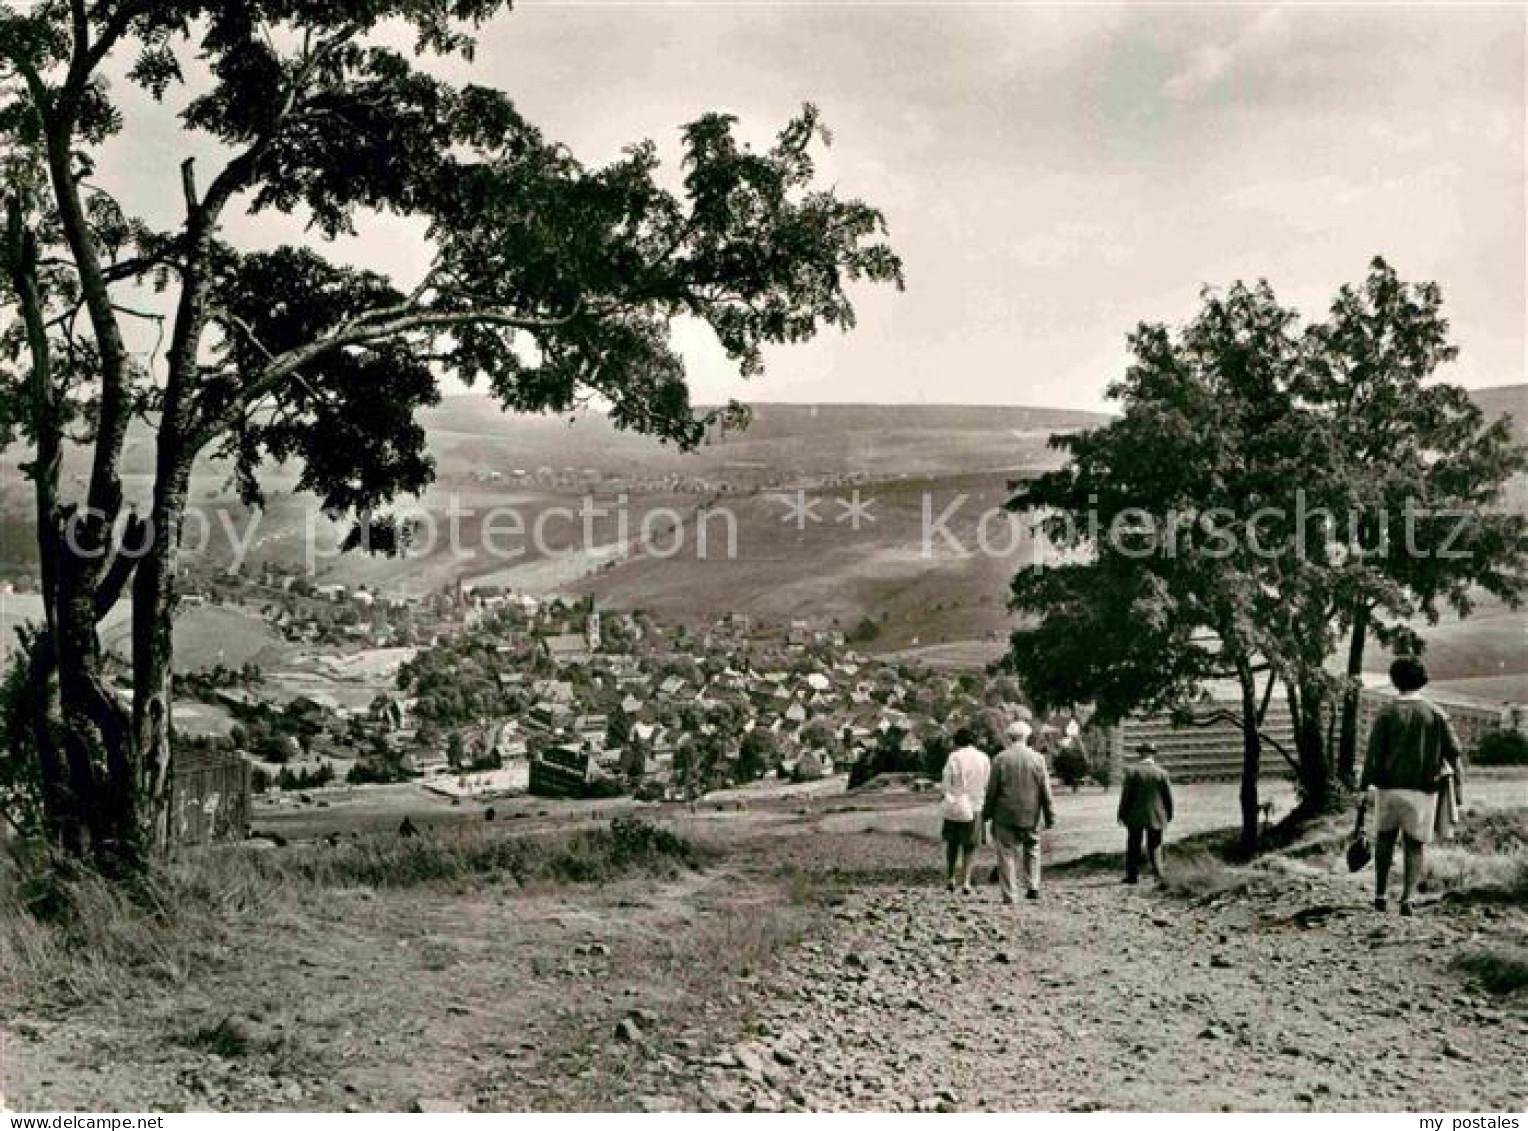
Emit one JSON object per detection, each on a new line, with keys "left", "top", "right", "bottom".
{"left": 605, "top": 869, "right": 1528, "bottom": 1112}
{"left": 3, "top": 785, "right": 1524, "bottom": 1112}
{"left": 0, "top": 868, "right": 805, "bottom": 1113}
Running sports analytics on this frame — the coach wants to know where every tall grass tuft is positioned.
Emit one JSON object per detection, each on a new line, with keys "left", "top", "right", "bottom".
{"left": 1157, "top": 849, "right": 1257, "bottom": 901}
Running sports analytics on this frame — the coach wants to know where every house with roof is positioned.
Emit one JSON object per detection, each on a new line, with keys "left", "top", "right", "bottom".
{"left": 530, "top": 679, "right": 575, "bottom": 704}
{"left": 542, "top": 633, "right": 590, "bottom": 666}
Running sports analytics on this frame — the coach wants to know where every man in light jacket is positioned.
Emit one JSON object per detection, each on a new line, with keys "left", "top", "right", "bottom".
{"left": 982, "top": 719, "right": 1056, "bottom": 903}
{"left": 940, "top": 726, "right": 992, "bottom": 894}
{"left": 1117, "top": 742, "right": 1174, "bottom": 884}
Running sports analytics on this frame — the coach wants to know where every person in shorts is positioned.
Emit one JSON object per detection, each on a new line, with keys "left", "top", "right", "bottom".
{"left": 940, "top": 726, "right": 991, "bottom": 894}
{"left": 1359, "top": 656, "right": 1465, "bottom": 917}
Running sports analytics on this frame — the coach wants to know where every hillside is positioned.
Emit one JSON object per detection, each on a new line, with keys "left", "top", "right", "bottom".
{"left": 1469, "top": 383, "right": 1527, "bottom": 444}
{"left": 568, "top": 471, "right": 1032, "bottom": 648}
{"left": 414, "top": 398, "right": 1111, "bottom": 484}
{"left": 1, "top": 389, "right": 1521, "bottom": 679}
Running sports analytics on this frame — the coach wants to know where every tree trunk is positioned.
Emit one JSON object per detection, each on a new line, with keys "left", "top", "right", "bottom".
{"left": 4, "top": 208, "right": 79, "bottom": 851}
{"left": 130, "top": 463, "right": 192, "bottom": 856}
{"left": 50, "top": 553, "right": 136, "bottom": 868}
{"left": 1288, "top": 678, "right": 1333, "bottom": 819}
{"left": 1236, "top": 663, "right": 1262, "bottom": 858}
{"left": 1336, "top": 602, "right": 1369, "bottom": 786}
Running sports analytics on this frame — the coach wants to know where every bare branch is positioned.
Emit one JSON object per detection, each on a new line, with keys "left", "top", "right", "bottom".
{"left": 1181, "top": 706, "right": 1300, "bottom": 773}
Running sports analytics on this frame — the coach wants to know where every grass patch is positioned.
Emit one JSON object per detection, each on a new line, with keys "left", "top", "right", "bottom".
{"left": 178, "top": 1016, "right": 255, "bottom": 1058}
{"left": 1422, "top": 845, "right": 1528, "bottom": 901}
{"left": 1157, "top": 850, "right": 1257, "bottom": 901}
{"left": 242, "top": 815, "right": 709, "bottom": 891}
{"left": 1453, "top": 945, "right": 1528, "bottom": 996}
{"left": 783, "top": 868, "right": 848, "bottom": 908}
{"left": 0, "top": 817, "right": 707, "bottom": 1009}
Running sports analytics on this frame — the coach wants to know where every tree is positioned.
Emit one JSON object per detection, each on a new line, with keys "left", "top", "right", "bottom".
{"left": 1298, "top": 260, "right": 1526, "bottom": 784}
{"left": 737, "top": 727, "right": 777, "bottom": 781}
{"left": 1008, "top": 280, "right": 1308, "bottom": 855}
{"left": 605, "top": 703, "right": 632, "bottom": 749}
{"left": 1006, "top": 266, "right": 1527, "bottom": 853}
{"left": 845, "top": 615, "right": 880, "bottom": 645}
{"left": 0, "top": 1, "right": 901, "bottom": 870}
{"left": 798, "top": 716, "right": 838, "bottom": 756}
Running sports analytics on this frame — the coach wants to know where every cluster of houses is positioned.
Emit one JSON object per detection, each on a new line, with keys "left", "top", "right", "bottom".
{"left": 170, "top": 565, "right": 1528, "bottom": 833}
{"left": 349, "top": 595, "right": 1011, "bottom": 801}
{"left": 461, "top": 465, "right": 726, "bottom": 495}
{"left": 177, "top": 563, "right": 531, "bottom": 651}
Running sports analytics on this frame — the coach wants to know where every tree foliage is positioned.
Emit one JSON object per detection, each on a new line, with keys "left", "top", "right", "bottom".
{"left": 1005, "top": 261, "right": 1526, "bottom": 854}
{"left": 0, "top": 0, "right": 901, "bottom": 868}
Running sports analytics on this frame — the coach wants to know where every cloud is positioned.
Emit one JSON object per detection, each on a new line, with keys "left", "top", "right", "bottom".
{"left": 1159, "top": 5, "right": 1301, "bottom": 104}
{"left": 1163, "top": 43, "right": 1235, "bottom": 102}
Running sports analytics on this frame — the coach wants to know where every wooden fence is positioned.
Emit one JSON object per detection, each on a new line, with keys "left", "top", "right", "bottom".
{"left": 169, "top": 748, "right": 251, "bottom": 847}
{"left": 1107, "top": 687, "right": 1505, "bottom": 783}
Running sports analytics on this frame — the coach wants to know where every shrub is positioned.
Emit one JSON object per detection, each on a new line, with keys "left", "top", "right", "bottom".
{"left": 582, "top": 776, "right": 628, "bottom": 800}
{"left": 845, "top": 616, "right": 881, "bottom": 645}
{"left": 277, "top": 763, "right": 334, "bottom": 791}
{"left": 1474, "top": 728, "right": 1528, "bottom": 766}
{"left": 346, "top": 760, "right": 406, "bottom": 786}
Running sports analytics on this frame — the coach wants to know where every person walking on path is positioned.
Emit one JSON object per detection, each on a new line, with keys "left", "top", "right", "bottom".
{"left": 1360, "top": 656, "right": 1465, "bottom": 917}
{"left": 982, "top": 719, "right": 1056, "bottom": 903}
{"left": 1117, "top": 742, "right": 1174, "bottom": 884}
{"left": 940, "top": 726, "right": 992, "bottom": 894}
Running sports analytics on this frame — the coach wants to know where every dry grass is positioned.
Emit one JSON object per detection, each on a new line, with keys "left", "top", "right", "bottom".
{"left": 0, "top": 817, "right": 708, "bottom": 1010}
{"left": 1421, "top": 844, "right": 1528, "bottom": 901}
{"left": 1157, "top": 850, "right": 1257, "bottom": 901}
{"left": 1420, "top": 807, "right": 1528, "bottom": 902}
{"left": 1452, "top": 945, "right": 1528, "bottom": 996}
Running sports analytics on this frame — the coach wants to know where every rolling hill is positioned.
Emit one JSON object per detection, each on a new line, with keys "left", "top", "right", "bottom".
{"left": 1, "top": 387, "right": 1522, "bottom": 684}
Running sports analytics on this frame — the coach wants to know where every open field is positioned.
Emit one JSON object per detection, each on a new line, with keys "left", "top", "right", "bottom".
{"left": 569, "top": 471, "right": 1036, "bottom": 646}
{"left": 1434, "top": 674, "right": 1528, "bottom": 703}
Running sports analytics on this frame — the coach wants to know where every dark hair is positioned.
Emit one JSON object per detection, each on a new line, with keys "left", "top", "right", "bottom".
{"left": 1389, "top": 656, "right": 1428, "bottom": 693}
{"left": 952, "top": 726, "right": 977, "bottom": 748}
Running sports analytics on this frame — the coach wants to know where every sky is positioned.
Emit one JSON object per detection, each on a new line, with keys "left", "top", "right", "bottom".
{"left": 101, "top": 2, "right": 1527, "bottom": 413}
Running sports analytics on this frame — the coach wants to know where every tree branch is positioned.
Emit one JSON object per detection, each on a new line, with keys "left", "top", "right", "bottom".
{"left": 171, "top": 24, "right": 364, "bottom": 449}
{"left": 1180, "top": 705, "right": 1301, "bottom": 774}
{"left": 201, "top": 301, "right": 583, "bottom": 443}
{"left": 58, "top": 0, "right": 147, "bottom": 119}
{"left": 1256, "top": 667, "right": 1278, "bottom": 725}
{"left": 94, "top": 516, "right": 144, "bottom": 621}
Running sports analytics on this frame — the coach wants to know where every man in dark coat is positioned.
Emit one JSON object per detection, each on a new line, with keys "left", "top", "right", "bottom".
{"left": 1117, "top": 742, "right": 1174, "bottom": 884}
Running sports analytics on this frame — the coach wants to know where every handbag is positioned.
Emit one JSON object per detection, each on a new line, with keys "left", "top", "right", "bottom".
{"left": 1346, "top": 800, "right": 1372, "bottom": 873}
